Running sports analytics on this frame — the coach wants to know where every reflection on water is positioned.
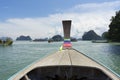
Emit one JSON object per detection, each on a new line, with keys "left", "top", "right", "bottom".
{"left": 0, "top": 41, "right": 120, "bottom": 80}
{"left": 106, "top": 44, "right": 120, "bottom": 75}
{"left": 108, "top": 45, "right": 120, "bottom": 55}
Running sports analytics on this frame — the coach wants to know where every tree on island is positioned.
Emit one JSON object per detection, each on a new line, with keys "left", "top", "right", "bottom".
{"left": 16, "top": 35, "right": 32, "bottom": 41}
{"left": 51, "top": 35, "right": 63, "bottom": 41}
{"left": 102, "top": 32, "right": 109, "bottom": 40}
{"left": 108, "top": 10, "right": 120, "bottom": 42}
{"left": 48, "top": 35, "right": 77, "bottom": 42}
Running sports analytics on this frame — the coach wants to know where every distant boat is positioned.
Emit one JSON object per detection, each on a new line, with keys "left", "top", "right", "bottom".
{"left": 0, "top": 37, "right": 13, "bottom": 46}
{"left": 8, "top": 20, "right": 120, "bottom": 80}
{"left": 92, "top": 40, "right": 108, "bottom": 43}
{"left": 48, "top": 38, "right": 54, "bottom": 43}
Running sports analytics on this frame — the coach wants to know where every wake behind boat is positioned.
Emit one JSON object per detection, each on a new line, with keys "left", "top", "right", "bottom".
{"left": 8, "top": 20, "right": 120, "bottom": 80}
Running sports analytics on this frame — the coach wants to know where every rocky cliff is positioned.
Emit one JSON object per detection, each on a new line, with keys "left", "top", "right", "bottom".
{"left": 82, "top": 30, "right": 102, "bottom": 40}
{"left": 16, "top": 35, "right": 32, "bottom": 41}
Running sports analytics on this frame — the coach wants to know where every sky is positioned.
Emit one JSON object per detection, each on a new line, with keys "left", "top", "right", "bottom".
{"left": 0, "top": 0, "right": 120, "bottom": 40}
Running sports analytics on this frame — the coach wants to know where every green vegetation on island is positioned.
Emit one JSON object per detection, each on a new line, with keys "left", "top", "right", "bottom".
{"left": 48, "top": 35, "right": 77, "bottom": 43}
{"left": 16, "top": 35, "right": 32, "bottom": 41}
{"left": 0, "top": 37, "right": 13, "bottom": 46}
{"left": 108, "top": 10, "right": 120, "bottom": 42}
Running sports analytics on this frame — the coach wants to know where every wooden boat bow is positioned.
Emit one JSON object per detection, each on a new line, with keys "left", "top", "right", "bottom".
{"left": 8, "top": 20, "right": 120, "bottom": 80}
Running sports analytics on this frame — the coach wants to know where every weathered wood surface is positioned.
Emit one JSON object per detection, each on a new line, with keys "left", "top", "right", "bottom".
{"left": 10, "top": 49, "right": 120, "bottom": 80}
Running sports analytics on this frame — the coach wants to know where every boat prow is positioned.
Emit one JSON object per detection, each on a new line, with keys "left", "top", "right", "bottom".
{"left": 9, "top": 49, "right": 120, "bottom": 80}
{"left": 8, "top": 20, "right": 120, "bottom": 80}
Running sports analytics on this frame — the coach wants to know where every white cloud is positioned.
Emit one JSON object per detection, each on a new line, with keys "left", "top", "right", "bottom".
{"left": 0, "top": 1, "right": 120, "bottom": 40}
{"left": 68, "top": 1, "right": 120, "bottom": 13}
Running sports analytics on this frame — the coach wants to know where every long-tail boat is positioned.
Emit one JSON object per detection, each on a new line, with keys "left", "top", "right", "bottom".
{"left": 8, "top": 20, "right": 120, "bottom": 80}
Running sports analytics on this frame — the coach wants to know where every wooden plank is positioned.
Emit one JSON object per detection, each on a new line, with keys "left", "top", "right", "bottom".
{"left": 59, "top": 50, "right": 71, "bottom": 65}
{"left": 11, "top": 51, "right": 64, "bottom": 80}
{"left": 69, "top": 49, "right": 120, "bottom": 80}
{"left": 9, "top": 49, "right": 120, "bottom": 80}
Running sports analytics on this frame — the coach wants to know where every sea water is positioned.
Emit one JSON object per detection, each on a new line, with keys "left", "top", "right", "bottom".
{"left": 0, "top": 41, "right": 120, "bottom": 80}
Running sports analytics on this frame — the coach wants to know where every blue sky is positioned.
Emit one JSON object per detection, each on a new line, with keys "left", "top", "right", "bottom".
{"left": 0, "top": 0, "right": 120, "bottom": 39}
{"left": 0, "top": 0, "right": 116, "bottom": 19}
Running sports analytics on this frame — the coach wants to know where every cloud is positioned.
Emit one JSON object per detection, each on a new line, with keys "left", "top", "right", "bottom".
{"left": 67, "top": 1, "right": 120, "bottom": 13}
{"left": 0, "top": 1, "right": 120, "bottom": 39}
{"left": 0, "top": 18, "right": 57, "bottom": 39}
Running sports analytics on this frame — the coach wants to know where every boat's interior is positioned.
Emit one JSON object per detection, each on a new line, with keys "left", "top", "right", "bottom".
{"left": 20, "top": 65, "right": 112, "bottom": 80}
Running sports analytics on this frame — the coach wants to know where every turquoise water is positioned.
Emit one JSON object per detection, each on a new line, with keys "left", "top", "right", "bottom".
{"left": 0, "top": 41, "right": 120, "bottom": 80}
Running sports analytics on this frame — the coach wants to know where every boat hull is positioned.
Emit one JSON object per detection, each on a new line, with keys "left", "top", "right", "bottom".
{"left": 8, "top": 49, "right": 120, "bottom": 80}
